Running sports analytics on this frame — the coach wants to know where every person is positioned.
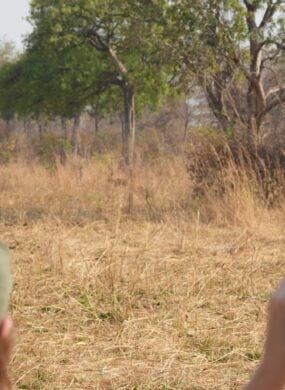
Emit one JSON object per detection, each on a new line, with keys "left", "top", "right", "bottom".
{"left": 245, "top": 278, "right": 285, "bottom": 389}
{"left": 0, "top": 242, "right": 13, "bottom": 389}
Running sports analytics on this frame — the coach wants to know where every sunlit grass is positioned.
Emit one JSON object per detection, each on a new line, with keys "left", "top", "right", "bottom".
{"left": 0, "top": 156, "right": 283, "bottom": 388}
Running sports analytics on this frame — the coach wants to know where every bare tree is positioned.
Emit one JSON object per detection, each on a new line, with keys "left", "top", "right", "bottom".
{"left": 176, "top": 0, "right": 285, "bottom": 144}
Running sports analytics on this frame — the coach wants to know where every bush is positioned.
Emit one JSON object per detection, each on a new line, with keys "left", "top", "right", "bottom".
{"left": 31, "top": 133, "right": 72, "bottom": 171}
{"left": 185, "top": 128, "right": 285, "bottom": 206}
{"left": 0, "top": 136, "right": 16, "bottom": 165}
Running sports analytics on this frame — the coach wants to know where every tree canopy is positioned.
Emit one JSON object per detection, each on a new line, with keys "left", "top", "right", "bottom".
{"left": 170, "top": 0, "right": 285, "bottom": 141}
{"left": 0, "top": 0, "right": 284, "bottom": 157}
{"left": 23, "top": 0, "right": 172, "bottom": 167}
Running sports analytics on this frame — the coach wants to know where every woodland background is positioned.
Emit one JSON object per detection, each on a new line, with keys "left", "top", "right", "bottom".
{"left": 1, "top": 1, "right": 285, "bottom": 388}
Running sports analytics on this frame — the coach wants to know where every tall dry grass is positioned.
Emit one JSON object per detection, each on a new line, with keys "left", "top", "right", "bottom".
{"left": 0, "top": 156, "right": 193, "bottom": 225}
{"left": 0, "top": 144, "right": 284, "bottom": 388}
{"left": 0, "top": 143, "right": 282, "bottom": 228}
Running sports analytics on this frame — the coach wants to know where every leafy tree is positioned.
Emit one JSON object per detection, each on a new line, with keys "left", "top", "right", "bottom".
{"left": 26, "top": 0, "right": 171, "bottom": 171}
{"left": 0, "top": 40, "right": 19, "bottom": 124}
{"left": 0, "top": 42, "right": 119, "bottom": 146}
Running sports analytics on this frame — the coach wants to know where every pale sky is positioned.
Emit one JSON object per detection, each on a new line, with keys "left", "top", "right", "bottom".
{"left": 0, "top": 0, "right": 32, "bottom": 50}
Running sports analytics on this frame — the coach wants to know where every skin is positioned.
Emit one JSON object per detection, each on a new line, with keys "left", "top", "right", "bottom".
{"left": 0, "top": 314, "right": 13, "bottom": 389}
{"left": 0, "top": 315, "right": 12, "bottom": 340}
{"left": 245, "top": 279, "right": 285, "bottom": 389}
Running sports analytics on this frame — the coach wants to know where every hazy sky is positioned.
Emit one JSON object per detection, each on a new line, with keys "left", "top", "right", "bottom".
{"left": 0, "top": 0, "right": 32, "bottom": 49}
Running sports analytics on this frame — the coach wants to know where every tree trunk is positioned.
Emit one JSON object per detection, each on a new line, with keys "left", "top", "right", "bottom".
{"left": 4, "top": 120, "right": 11, "bottom": 139}
{"left": 183, "top": 118, "right": 189, "bottom": 142}
{"left": 246, "top": 79, "right": 264, "bottom": 147}
{"left": 38, "top": 122, "right": 43, "bottom": 140}
{"left": 71, "top": 116, "right": 80, "bottom": 154}
{"left": 23, "top": 119, "right": 31, "bottom": 134}
{"left": 61, "top": 117, "right": 68, "bottom": 139}
{"left": 204, "top": 76, "right": 232, "bottom": 133}
{"left": 119, "top": 112, "right": 125, "bottom": 133}
{"left": 122, "top": 83, "right": 136, "bottom": 175}
{"left": 107, "top": 45, "right": 136, "bottom": 174}
{"left": 94, "top": 115, "right": 100, "bottom": 133}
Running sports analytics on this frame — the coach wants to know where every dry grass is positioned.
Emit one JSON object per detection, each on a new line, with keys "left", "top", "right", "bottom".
{"left": 0, "top": 157, "right": 284, "bottom": 389}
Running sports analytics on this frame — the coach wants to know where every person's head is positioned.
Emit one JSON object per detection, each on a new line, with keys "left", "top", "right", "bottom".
{"left": 0, "top": 242, "right": 13, "bottom": 389}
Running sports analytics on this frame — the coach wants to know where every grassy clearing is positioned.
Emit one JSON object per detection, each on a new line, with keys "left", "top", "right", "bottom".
{"left": 1, "top": 158, "right": 284, "bottom": 389}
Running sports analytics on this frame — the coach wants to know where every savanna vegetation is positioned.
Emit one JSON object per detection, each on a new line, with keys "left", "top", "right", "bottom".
{"left": 0, "top": 0, "right": 285, "bottom": 388}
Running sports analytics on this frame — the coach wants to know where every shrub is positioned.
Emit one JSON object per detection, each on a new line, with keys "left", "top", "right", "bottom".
{"left": 31, "top": 133, "right": 72, "bottom": 171}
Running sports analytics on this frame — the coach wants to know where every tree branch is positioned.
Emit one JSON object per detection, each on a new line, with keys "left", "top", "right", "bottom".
{"left": 108, "top": 45, "right": 128, "bottom": 77}
{"left": 265, "top": 85, "right": 285, "bottom": 100}
{"left": 243, "top": 0, "right": 259, "bottom": 12}
{"left": 261, "top": 48, "right": 281, "bottom": 68}
{"left": 260, "top": 87, "right": 285, "bottom": 118}
{"left": 259, "top": 1, "right": 278, "bottom": 29}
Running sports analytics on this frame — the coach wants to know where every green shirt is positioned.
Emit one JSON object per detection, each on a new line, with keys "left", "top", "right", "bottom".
{"left": 0, "top": 242, "right": 12, "bottom": 320}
